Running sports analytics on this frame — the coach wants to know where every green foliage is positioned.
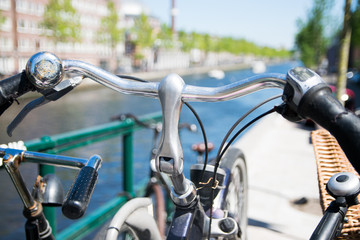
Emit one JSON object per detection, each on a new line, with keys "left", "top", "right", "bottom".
{"left": 157, "top": 24, "right": 173, "bottom": 48}
{"left": 0, "top": 10, "right": 5, "bottom": 27}
{"left": 178, "top": 30, "right": 195, "bottom": 51}
{"left": 295, "top": 0, "right": 333, "bottom": 68}
{"left": 97, "top": 0, "right": 123, "bottom": 49}
{"left": 177, "top": 31, "right": 290, "bottom": 58}
{"left": 41, "top": 0, "right": 81, "bottom": 43}
{"left": 131, "top": 13, "right": 155, "bottom": 48}
{"left": 129, "top": 12, "right": 289, "bottom": 58}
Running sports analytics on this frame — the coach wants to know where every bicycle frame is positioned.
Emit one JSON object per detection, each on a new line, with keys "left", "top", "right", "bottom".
{"left": 167, "top": 168, "right": 239, "bottom": 239}
{"left": 2, "top": 52, "right": 360, "bottom": 239}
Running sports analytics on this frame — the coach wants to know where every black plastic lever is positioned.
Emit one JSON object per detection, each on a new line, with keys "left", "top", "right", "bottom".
{"left": 62, "top": 155, "right": 101, "bottom": 219}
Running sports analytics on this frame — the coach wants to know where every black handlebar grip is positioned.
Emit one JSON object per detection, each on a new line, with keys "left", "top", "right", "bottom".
{"left": 298, "top": 85, "right": 360, "bottom": 173}
{"left": 310, "top": 204, "right": 346, "bottom": 240}
{"left": 62, "top": 166, "right": 98, "bottom": 219}
{"left": 0, "top": 71, "right": 35, "bottom": 115}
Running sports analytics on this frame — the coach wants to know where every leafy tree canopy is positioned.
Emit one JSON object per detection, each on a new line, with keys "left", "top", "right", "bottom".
{"left": 0, "top": 10, "right": 5, "bottom": 27}
{"left": 135, "top": 15, "right": 289, "bottom": 58}
{"left": 131, "top": 13, "right": 155, "bottom": 48}
{"left": 295, "top": 0, "right": 333, "bottom": 68}
{"left": 157, "top": 23, "right": 173, "bottom": 49}
{"left": 97, "top": 0, "right": 123, "bottom": 48}
{"left": 42, "top": 0, "right": 81, "bottom": 43}
{"left": 177, "top": 30, "right": 290, "bottom": 58}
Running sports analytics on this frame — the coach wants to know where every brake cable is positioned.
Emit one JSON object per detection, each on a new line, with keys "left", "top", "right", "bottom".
{"left": 207, "top": 94, "right": 281, "bottom": 239}
{"left": 118, "top": 74, "right": 281, "bottom": 239}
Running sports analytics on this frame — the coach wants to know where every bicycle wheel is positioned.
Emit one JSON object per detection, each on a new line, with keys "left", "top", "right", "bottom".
{"left": 145, "top": 181, "right": 167, "bottom": 238}
{"left": 220, "top": 147, "right": 248, "bottom": 240}
{"left": 105, "top": 198, "right": 162, "bottom": 240}
{"left": 117, "top": 224, "right": 140, "bottom": 240}
{"left": 93, "top": 220, "right": 140, "bottom": 240}
{"left": 93, "top": 218, "right": 145, "bottom": 240}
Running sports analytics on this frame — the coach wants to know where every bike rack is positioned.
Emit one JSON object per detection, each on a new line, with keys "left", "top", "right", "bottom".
{"left": 23, "top": 112, "right": 162, "bottom": 240}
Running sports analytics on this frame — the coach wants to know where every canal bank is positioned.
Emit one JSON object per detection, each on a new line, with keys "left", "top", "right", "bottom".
{"left": 77, "top": 61, "right": 253, "bottom": 90}
{"left": 131, "top": 62, "right": 251, "bottom": 81}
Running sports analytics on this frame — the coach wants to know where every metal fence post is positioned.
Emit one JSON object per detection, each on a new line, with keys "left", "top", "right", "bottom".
{"left": 123, "top": 127, "right": 134, "bottom": 195}
{"left": 21, "top": 113, "right": 162, "bottom": 239}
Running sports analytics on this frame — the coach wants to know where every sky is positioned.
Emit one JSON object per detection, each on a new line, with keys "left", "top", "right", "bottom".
{"left": 134, "top": 0, "right": 346, "bottom": 50}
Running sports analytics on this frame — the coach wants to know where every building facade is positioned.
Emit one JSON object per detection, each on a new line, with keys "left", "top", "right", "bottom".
{"left": 0, "top": 0, "right": 122, "bottom": 76}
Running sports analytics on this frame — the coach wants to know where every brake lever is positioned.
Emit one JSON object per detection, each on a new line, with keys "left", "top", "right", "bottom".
{"left": 7, "top": 97, "right": 49, "bottom": 136}
{"left": 40, "top": 76, "right": 83, "bottom": 100}
{"left": 7, "top": 76, "right": 83, "bottom": 136}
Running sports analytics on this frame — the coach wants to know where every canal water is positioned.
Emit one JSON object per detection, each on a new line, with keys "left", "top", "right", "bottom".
{"left": 0, "top": 61, "right": 300, "bottom": 239}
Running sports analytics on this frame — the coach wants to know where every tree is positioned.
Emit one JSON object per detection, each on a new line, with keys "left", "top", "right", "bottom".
{"left": 0, "top": 10, "right": 5, "bottom": 28}
{"left": 131, "top": 13, "right": 155, "bottom": 49}
{"left": 41, "top": 0, "right": 81, "bottom": 43}
{"left": 177, "top": 31, "right": 290, "bottom": 58}
{"left": 178, "top": 30, "right": 195, "bottom": 52}
{"left": 128, "top": 13, "right": 155, "bottom": 68}
{"left": 157, "top": 24, "right": 174, "bottom": 49}
{"left": 295, "top": 0, "right": 333, "bottom": 68}
{"left": 97, "top": 0, "right": 123, "bottom": 52}
{"left": 336, "top": 0, "right": 352, "bottom": 104}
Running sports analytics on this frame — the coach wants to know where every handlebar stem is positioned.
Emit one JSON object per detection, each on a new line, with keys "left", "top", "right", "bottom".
{"left": 155, "top": 74, "right": 194, "bottom": 197}
{"left": 156, "top": 74, "right": 184, "bottom": 175}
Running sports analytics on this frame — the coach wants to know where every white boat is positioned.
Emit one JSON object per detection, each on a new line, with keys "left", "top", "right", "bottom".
{"left": 208, "top": 69, "right": 225, "bottom": 79}
{"left": 252, "top": 61, "right": 266, "bottom": 74}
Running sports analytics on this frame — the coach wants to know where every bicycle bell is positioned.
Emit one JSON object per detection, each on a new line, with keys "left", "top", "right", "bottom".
{"left": 26, "top": 52, "right": 64, "bottom": 89}
{"left": 326, "top": 172, "right": 360, "bottom": 198}
{"left": 32, "top": 174, "right": 64, "bottom": 206}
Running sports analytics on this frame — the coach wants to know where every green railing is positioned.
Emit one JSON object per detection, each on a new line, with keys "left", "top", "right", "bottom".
{"left": 24, "top": 112, "right": 162, "bottom": 240}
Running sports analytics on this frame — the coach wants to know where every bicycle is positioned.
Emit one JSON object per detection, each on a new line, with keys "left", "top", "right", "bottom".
{"left": 109, "top": 113, "right": 197, "bottom": 238}
{"left": 0, "top": 51, "right": 360, "bottom": 239}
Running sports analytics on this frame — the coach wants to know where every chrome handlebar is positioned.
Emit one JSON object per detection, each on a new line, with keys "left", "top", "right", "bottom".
{"left": 63, "top": 59, "right": 287, "bottom": 102}
{"left": 25, "top": 52, "right": 326, "bottom": 200}
{"left": 27, "top": 52, "right": 288, "bottom": 102}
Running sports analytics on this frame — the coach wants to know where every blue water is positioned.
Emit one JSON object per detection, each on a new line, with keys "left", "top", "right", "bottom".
{"left": 0, "top": 61, "right": 300, "bottom": 239}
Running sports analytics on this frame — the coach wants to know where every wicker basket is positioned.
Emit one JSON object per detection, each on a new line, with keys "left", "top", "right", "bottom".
{"left": 311, "top": 129, "right": 360, "bottom": 239}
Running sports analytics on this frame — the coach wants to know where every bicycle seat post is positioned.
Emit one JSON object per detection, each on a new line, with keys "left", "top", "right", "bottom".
{"left": 155, "top": 74, "right": 196, "bottom": 206}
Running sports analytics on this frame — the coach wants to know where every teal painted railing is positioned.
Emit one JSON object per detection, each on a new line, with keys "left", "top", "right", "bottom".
{"left": 24, "top": 112, "right": 162, "bottom": 240}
